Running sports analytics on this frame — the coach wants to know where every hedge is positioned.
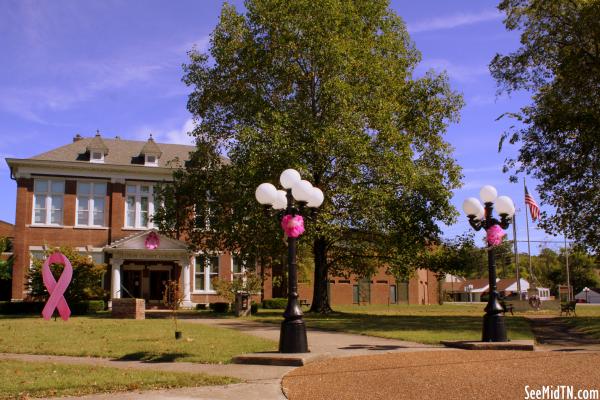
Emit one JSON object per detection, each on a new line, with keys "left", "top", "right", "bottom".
{"left": 0, "top": 300, "right": 105, "bottom": 315}
{"left": 262, "top": 298, "right": 288, "bottom": 309}
{"left": 209, "top": 302, "right": 230, "bottom": 313}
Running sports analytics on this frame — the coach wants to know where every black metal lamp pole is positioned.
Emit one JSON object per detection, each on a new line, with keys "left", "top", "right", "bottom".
{"left": 278, "top": 189, "right": 309, "bottom": 353}
{"left": 256, "top": 170, "right": 323, "bottom": 353}
{"left": 467, "top": 200, "right": 512, "bottom": 342}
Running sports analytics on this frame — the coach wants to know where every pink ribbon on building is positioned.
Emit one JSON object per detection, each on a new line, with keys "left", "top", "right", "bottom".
{"left": 41, "top": 252, "right": 73, "bottom": 321}
{"left": 145, "top": 231, "right": 160, "bottom": 250}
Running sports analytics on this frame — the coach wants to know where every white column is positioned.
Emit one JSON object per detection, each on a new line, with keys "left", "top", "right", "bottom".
{"left": 111, "top": 259, "right": 123, "bottom": 299}
{"left": 182, "top": 258, "right": 192, "bottom": 307}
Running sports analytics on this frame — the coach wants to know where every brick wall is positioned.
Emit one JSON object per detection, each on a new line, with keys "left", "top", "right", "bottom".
{"left": 111, "top": 298, "right": 145, "bottom": 319}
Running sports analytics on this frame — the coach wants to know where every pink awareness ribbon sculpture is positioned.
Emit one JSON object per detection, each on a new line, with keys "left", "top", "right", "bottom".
{"left": 41, "top": 251, "right": 73, "bottom": 321}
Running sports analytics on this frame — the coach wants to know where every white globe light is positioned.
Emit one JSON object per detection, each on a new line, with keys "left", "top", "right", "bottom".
{"left": 280, "top": 169, "right": 301, "bottom": 189}
{"left": 462, "top": 197, "right": 482, "bottom": 217}
{"left": 255, "top": 183, "right": 277, "bottom": 205}
{"left": 475, "top": 204, "right": 485, "bottom": 220}
{"left": 496, "top": 195, "right": 515, "bottom": 216}
{"left": 292, "top": 179, "right": 313, "bottom": 202}
{"left": 307, "top": 187, "right": 324, "bottom": 208}
{"left": 272, "top": 190, "right": 288, "bottom": 210}
{"left": 480, "top": 185, "right": 498, "bottom": 203}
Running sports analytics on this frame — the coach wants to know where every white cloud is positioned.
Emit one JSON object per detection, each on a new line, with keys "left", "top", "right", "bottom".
{"left": 165, "top": 118, "right": 196, "bottom": 145}
{"left": 407, "top": 9, "right": 502, "bottom": 33}
{"left": 133, "top": 118, "right": 197, "bottom": 146}
{"left": 462, "top": 164, "right": 505, "bottom": 174}
{"left": 418, "top": 59, "right": 489, "bottom": 83}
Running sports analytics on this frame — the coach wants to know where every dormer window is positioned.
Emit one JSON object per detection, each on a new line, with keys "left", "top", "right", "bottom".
{"left": 145, "top": 154, "right": 158, "bottom": 167}
{"left": 91, "top": 151, "right": 104, "bottom": 163}
{"left": 87, "top": 130, "right": 109, "bottom": 164}
{"left": 140, "top": 134, "right": 162, "bottom": 167}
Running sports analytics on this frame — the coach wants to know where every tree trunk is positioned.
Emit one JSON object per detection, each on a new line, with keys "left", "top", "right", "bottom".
{"left": 310, "top": 236, "right": 332, "bottom": 313}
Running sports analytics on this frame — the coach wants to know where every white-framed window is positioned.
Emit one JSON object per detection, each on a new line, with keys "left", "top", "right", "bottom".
{"left": 33, "top": 179, "right": 64, "bottom": 225}
{"left": 76, "top": 182, "right": 107, "bottom": 226}
{"left": 232, "top": 256, "right": 247, "bottom": 276}
{"left": 124, "top": 183, "right": 155, "bottom": 228}
{"left": 145, "top": 154, "right": 158, "bottom": 167}
{"left": 90, "top": 151, "right": 104, "bottom": 163}
{"left": 194, "top": 255, "right": 219, "bottom": 292}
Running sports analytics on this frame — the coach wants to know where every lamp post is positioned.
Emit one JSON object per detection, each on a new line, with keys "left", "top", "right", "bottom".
{"left": 462, "top": 185, "right": 515, "bottom": 342}
{"left": 255, "top": 169, "right": 324, "bottom": 353}
{"left": 583, "top": 287, "right": 590, "bottom": 303}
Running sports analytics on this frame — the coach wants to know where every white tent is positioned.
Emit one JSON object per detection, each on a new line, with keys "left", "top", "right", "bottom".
{"left": 575, "top": 287, "right": 600, "bottom": 304}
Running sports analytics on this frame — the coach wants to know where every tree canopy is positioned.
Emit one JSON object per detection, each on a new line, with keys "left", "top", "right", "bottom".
{"left": 491, "top": 0, "right": 600, "bottom": 252}
{"left": 155, "top": 0, "right": 463, "bottom": 312}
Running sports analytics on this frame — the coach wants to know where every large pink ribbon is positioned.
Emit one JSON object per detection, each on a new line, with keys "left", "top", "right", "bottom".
{"left": 41, "top": 252, "right": 73, "bottom": 321}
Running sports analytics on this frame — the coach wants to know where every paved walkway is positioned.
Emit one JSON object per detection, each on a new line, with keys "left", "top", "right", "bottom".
{"left": 2, "top": 318, "right": 439, "bottom": 400}
{"left": 282, "top": 350, "right": 600, "bottom": 400}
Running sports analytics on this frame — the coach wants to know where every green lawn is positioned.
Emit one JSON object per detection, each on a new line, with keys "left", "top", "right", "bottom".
{"left": 0, "top": 359, "right": 237, "bottom": 399}
{"left": 0, "top": 316, "right": 276, "bottom": 363}
{"left": 252, "top": 303, "right": 534, "bottom": 344}
{"left": 560, "top": 305, "right": 600, "bottom": 339}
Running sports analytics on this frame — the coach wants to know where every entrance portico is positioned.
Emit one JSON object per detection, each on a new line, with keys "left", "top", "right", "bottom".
{"left": 105, "top": 229, "right": 192, "bottom": 307}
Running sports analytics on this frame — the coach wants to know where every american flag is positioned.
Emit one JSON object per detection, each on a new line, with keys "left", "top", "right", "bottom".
{"left": 525, "top": 186, "right": 540, "bottom": 221}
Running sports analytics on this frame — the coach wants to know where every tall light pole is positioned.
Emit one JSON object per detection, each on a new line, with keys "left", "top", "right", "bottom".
{"left": 463, "top": 185, "right": 515, "bottom": 342}
{"left": 255, "top": 169, "right": 324, "bottom": 353}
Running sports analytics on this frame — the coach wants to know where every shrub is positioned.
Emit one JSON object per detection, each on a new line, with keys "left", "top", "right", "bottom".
{"left": 250, "top": 302, "right": 259, "bottom": 314}
{"left": 209, "top": 302, "right": 229, "bottom": 313}
{"left": 71, "top": 300, "right": 105, "bottom": 315}
{"left": 262, "top": 298, "right": 288, "bottom": 309}
{"left": 195, "top": 303, "right": 207, "bottom": 310}
{"left": 0, "top": 300, "right": 104, "bottom": 315}
{"left": 27, "top": 246, "right": 106, "bottom": 303}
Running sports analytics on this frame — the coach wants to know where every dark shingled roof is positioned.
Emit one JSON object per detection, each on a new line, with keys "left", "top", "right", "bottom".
{"left": 32, "top": 136, "right": 195, "bottom": 167}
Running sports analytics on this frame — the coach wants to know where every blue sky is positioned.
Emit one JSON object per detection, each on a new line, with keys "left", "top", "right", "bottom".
{"left": 0, "top": 0, "right": 563, "bottom": 252}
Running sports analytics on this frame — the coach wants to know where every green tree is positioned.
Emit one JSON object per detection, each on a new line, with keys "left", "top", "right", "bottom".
{"left": 27, "top": 247, "right": 106, "bottom": 303}
{"left": 543, "top": 248, "right": 599, "bottom": 295}
{"left": 0, "top": 237, "right": 13, "bottom": 281}
{"left": 491, "top": 0, "right": 600, "bottom": 252}
{"left": 155, "top": 0, "right": 463, "bottom": 313}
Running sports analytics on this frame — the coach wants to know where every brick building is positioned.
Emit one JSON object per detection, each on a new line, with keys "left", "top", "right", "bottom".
{"left": 5, "top": 133, "right": 437, "bottom": 306}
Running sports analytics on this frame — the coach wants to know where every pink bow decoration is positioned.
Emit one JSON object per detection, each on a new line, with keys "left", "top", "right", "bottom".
{"left": 281, "top": 215, "right": 305, "bottom": 238}
{"left": 145, "top": 231, "right": 160, "bottom": 250}
{"left": 41, "top": 252, "right": 73, "bottom": 321}
{"left": 486, "top": 224, "right": 506, "bottom": 247}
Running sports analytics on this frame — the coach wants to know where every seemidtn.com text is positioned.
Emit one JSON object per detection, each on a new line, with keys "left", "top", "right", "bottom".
{"left": 525, "top": 385, "right": 599, "bottom": 400}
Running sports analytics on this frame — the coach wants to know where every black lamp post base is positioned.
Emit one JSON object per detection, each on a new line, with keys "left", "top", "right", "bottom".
{"left": 279, "top": 319, "right": 309, "bottom": 353}
{"left": 482, "top": 313, "right": 508, "bottom": 342}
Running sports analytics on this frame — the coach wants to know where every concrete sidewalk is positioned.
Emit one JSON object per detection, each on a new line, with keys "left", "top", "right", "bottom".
{"left": 2, "top": 317, "right": 441, "bottom": 400}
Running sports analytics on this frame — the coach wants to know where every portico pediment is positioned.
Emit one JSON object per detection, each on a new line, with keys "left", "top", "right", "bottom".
{"left": 105, "top": 229, "right": 190, "bottom": 259}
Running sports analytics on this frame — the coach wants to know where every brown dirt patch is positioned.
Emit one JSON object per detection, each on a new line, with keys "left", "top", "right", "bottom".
{"left": 283, "top": 350, "right": 600, "bottom": 400}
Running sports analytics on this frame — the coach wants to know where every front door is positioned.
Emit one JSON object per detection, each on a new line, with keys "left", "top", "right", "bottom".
{"left": 149, "top": 270, "right": 170, "bottom": 301}
{"left": 122, "top": 270, "right": 142, "bottom": 298}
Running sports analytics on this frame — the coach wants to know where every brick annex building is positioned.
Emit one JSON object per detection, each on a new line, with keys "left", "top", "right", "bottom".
{"left": 5, "top": 133, "right": 438, "bottom": 307}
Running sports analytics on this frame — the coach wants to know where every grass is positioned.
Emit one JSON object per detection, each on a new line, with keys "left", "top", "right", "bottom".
{"left": 0, "top": 316, "right": 276, "bottom": 363}
{"left": 559, "top": 305, "right": 600, "bottom": 339}
{"left": 0, "top": 359, "right": 237, "bottom": 399}
{"left": 251, "top": 303, "right": 534, "bottom": 344}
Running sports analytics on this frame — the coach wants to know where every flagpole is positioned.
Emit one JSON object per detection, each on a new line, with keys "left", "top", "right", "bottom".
{"left": 524, "top": 178, "right": 534, "bottom": 286}
{"left": 512, "top": 209, "right": 521, "bottom": 299}
{"left": 565, "top": 235, "right": 571, "bottom": 301}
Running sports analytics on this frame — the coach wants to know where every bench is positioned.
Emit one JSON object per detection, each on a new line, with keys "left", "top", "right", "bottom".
{"left": 299, "top": 299, "right": 310, "bottom": 307}
{"left": 560, "top": 300, "right": 577, "bottom": 316}
{"left": 501, "top": 301, "right": 514, "bottom": 316}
